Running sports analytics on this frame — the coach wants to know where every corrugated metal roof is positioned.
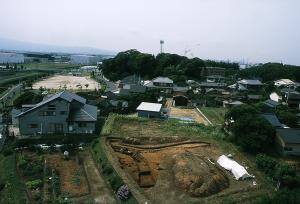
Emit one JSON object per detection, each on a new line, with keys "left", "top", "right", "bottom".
{"left": 136, "top": 102, "right": 162, "bottom": 112}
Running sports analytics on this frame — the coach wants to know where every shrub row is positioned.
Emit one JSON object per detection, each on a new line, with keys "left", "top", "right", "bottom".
{"left": 256, "top": 154, "right": 300, "bottom": 189}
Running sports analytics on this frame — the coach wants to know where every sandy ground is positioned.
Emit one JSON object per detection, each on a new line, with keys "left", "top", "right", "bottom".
{"left": 169, "top": 107, "right": 209, "bottom": 125}
{"left": 32, "top": 75, "right": 100, "bottom": 90}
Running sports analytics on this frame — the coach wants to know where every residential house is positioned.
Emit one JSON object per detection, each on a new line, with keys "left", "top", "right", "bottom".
{"left": 275, "top": 128, "right": 300, "bottom": 156}
{"left": 247, "top": 94, "right": 262, "bottom": 102}
{"left": 206, "top": 75, "right": 225, "bottom": 83}
{"left": 237, "top": 79, "right": 263, "bottom": 91}
{"left": 116, "top": 75, "right": 146, "bottom": 96}
{"left": 16, "top": 91, "right": 98, "bottom": 136}
{"left": 263, "top": 99, "right": 280, "bottom": 109}
{"left": 144, "top": 77, "right": 174, "bottom": 93}
{"left": 261, "top": 113, "right": 284, "bottom": 128}
{"left": 201, "top": 67, "right": 226, "bottom": 78}
{"left": 274, "top": 79, "right": 296, "bottom": 88}
{"left": 223, "top": 100, "right": 244, "bottom": 108}
{"left": 136, "top": 102, "right": 162, "bottom": 118}
{"left": 281, "top": 89, "right": 300, "bottom": 108}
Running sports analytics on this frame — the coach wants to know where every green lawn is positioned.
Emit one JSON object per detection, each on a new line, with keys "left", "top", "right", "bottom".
{"left": 200, "top": 107, "right": 227, "bottom": 125}
{"left": 0, "top": 154, "right": 28, "bottom": 204}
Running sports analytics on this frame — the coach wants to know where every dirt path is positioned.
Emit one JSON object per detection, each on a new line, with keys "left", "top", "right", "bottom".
{"left": 80, "top": 151, "right": 117, "bottom": 204}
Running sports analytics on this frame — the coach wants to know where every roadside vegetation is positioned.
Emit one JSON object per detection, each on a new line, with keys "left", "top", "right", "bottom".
{"left": 199, "top": 107, "right": 227, "bottom": 125}
{"left": 0, "top": 153, "right": 28, "bottom": 204}
{"left": 91, "top": 138, "right": 138, "bottom": 204}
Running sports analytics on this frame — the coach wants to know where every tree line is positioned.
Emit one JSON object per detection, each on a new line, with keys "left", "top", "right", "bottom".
{"left": 239, "top": 63, "right": 300, "bottom": 82}
{"left": 101, "top": 49, "right": 239, "bottom": 84}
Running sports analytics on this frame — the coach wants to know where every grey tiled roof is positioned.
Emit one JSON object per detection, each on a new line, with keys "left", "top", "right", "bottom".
{"left": 276, "top": 128, "right": 300, "bottom": 144}
{"left": 17, "top": 91, "right": 86, "bottom": 117}
{"left": 261, "top": 113, "right": 283, "bottom": 128}
{"left": 152, "top": 77, "right": 173, "bottom": 84}
{"left": 69, "top": 104, "right": 97, "bottom": 122}
{"left": 264, "top": 99, "right": 280, "bottom": 108}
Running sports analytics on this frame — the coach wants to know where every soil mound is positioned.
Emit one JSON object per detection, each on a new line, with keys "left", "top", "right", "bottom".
{"left": 173, "top": 153, "right": 229, "bottom": 197}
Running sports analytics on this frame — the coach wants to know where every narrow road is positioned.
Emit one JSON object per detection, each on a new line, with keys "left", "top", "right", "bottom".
{"left": 0, "top": 83, "right": 23, "bottom": 110}
{"left": 81, "top": 151, "right": 117, "bottom": 204}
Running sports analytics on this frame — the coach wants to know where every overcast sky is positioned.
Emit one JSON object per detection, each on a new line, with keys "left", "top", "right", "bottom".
{"left": 1, "top": 0, "right": 300, "bottom": 65}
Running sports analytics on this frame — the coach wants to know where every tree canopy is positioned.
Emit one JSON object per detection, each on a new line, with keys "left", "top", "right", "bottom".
{"left": 226, "top": 105, "right": 275, "bottom": 153}
{"left": 101, "top": 50, "right": 237, "bottom": 83}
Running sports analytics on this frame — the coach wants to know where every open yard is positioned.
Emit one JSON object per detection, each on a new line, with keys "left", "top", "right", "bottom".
{"left": 200, "top": 107, "right": 227, "bottom": 126}
{"left": 32, "top": 75, "right": 100, "bottom": 90}
{"left": 99, "top": 115, "right": 273, "bottom": 204}
{"left": 169, "top": 107, "right": 209, "bottom": 125}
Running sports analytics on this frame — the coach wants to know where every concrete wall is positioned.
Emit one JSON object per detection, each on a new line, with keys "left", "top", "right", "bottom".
{"left": 18, "top": 99, "right": 69, "bottom": 135}
{"left": 137, "top": 110, "right": 161, "bottom": 118}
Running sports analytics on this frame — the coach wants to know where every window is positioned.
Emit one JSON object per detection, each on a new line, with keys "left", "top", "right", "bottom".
{"left": 29, "top": 124, "right": 38, "bottom": 128}
{"left": 38, "top": 111, "right": 56, "bottom": 116}
{"left": 60, "top": 111, "right": 66, "bottom": 115}
{"left": 48, "top": 104, "right": 56, "bottom": 110}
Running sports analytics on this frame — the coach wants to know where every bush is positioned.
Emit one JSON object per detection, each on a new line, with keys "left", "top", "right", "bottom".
{"left": 255, "top": 154, "right": 277, "bottom": 177}
{"left": 0, "top": 179, "right": 5, "bottom": 191}
{"left": 257, "top": 188, "right": 300, "bottom": 204}
{"left": 103, "top": 165, "right": 113, "bottom": 175}
{"left": 255, "top": 154, "right": 300, "bottom": 189}
{"left": 26, "top": 179, "right": 43, "bottom": 189}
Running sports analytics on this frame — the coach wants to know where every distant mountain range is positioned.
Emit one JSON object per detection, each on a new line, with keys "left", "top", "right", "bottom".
{"left": 0, "top": 37, "right": 116, "bottom": 56}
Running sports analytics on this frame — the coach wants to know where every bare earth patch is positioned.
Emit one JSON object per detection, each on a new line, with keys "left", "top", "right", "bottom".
{"left": 46, "top": 154, "right": 89, "bottom": 197}
{"left": 32, "top": 75, "right": 100, "bottom": 90}
{"left": 169, "top": 107, "right": 209, "bottom": 125}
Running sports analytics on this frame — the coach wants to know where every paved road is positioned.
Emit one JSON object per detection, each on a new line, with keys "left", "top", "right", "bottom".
{"left": 95, "top": 74, "right": 117, "bottom": 92}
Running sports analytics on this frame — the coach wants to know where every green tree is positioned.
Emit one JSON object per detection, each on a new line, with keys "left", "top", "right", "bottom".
{"left": 277, "top": 111, "right": 298, "bottom": 127}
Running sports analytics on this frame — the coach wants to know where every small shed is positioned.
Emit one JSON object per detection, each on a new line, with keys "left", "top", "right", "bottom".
{"left": 136, "top": 102, "right": 162, "bottom": 118}
{"left": 173, "top": 95, "right": 189, "bottom": 106}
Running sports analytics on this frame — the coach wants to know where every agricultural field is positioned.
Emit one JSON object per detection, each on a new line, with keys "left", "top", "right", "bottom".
{"left": 24, "top": 62, "right": 81, "bottom": 71}
{"left": 0, "top": 154, "right": 28, "bottom": 204}
{"left": 15, "top": 149, "right": 91, "bottom": 204}
{"left": 200, "top": 107, "right": 227, "bottom": 126}
{"left": 97, "top": 115, "right": 273, "bottom": 204}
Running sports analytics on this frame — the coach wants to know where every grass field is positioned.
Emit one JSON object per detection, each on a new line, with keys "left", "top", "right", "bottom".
{"left": 200, "top": 107, "right": 227, "bottom": 126}
{"left": 24, "top": 62, "right": 81, "bottom": 71}
{"left": 0, "top": 154, "right": 28, "bottom": 204}
{"left": 0, "top": 71, "right": 48, "bottom": 87}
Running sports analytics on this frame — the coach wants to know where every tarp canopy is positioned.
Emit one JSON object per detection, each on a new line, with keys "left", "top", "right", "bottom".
{"left": 217, "top": 155, "right": 253, "bottom": 180}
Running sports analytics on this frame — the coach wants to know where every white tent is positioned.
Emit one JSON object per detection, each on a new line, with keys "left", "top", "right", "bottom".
{"left": 217, "top": 155, "right": 253, "bottom": 180}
